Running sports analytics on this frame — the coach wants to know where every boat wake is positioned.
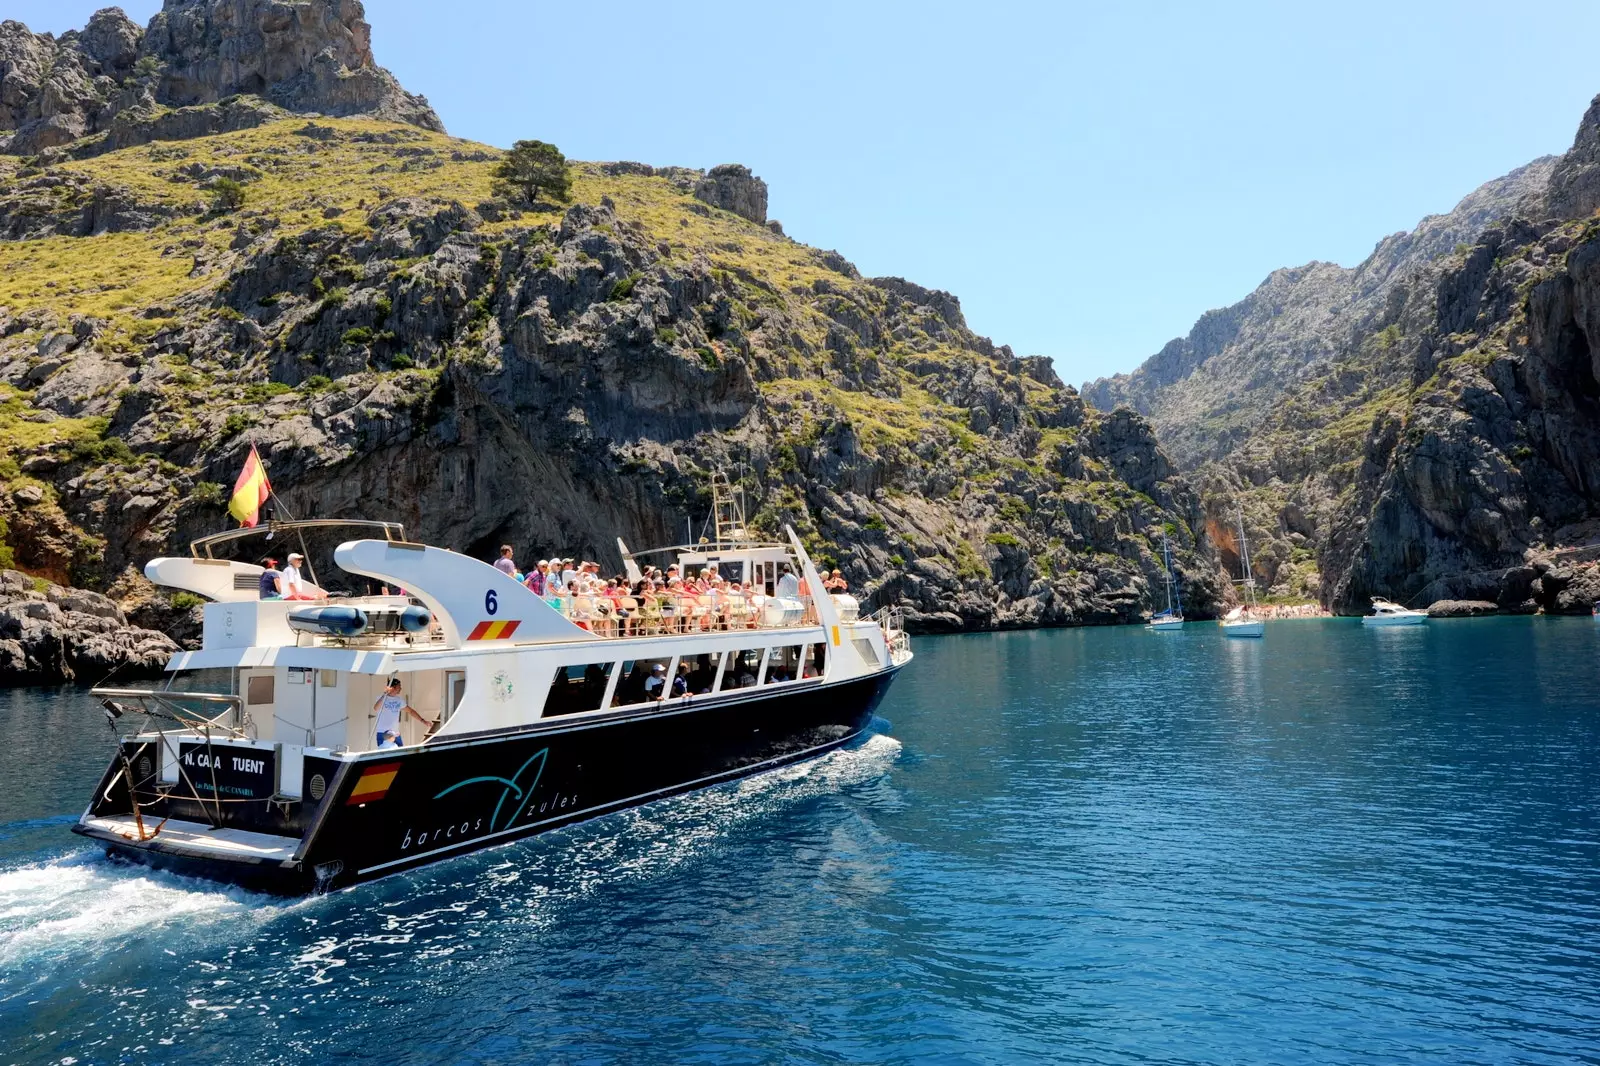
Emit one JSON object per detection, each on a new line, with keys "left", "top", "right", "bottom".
{"left": 0, "top": 732, "right": 902, "bottom": 987}
{"left": 543, "top": 731, "right": 905, "bottom": 893}
{"left": 0, "top": 850, "right": 294, "bottom": 976}
{"left": 282, "top": 732, "right": 906, "bottom": 982}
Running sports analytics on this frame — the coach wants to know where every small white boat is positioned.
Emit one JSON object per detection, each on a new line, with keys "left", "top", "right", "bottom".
{"left": 1147, "top": 531, "right": 1185, "bottom": 632}
{"left": 1220, "top": 503, "right": 1264, "bottom": 638}
{"left": 1362, "top": 597, "right": 1428, "bottom": 626}
{"left": 1220, "top": 605, "right": 1265, "bottom": 638}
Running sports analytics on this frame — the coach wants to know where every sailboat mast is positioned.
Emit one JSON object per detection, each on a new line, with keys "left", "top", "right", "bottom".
{"left": 1161, "top": 531, "right": 1175, "bottom": 614}
{"left": 1236, "top": 502, "right": 1255, "bottom": 606}
{"left": 1168, "top": 533, "right": 1183, "bottom": 615}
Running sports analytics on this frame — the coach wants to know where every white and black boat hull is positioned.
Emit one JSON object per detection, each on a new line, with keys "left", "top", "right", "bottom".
{"left": 76, "top": 669, "right": 900, "bottom": 894}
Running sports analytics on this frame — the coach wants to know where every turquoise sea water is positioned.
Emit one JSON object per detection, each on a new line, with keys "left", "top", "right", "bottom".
{"left": 2, "top": 617, "right": 1599, "bottom": 1064}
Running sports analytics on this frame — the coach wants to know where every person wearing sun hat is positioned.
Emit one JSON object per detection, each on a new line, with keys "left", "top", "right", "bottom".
{"left": 282, "top": 551, "right": 317, "bottom": 600}
{"left": 644, "top": 662, "right": 668, "bottom": 700}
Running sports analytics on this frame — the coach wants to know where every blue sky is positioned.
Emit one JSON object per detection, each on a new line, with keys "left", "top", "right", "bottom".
{"left": 16, "top": 1, "right": 1600, "bottom": 384}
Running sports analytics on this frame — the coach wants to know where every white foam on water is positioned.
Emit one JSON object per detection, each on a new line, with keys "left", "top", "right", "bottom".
{"left": 479, "top": 732, "right": 905, "bottom": 914}
{"left": 0, "top": 851, "right": 293, "bottom": 972}
{"left": 289, "top": 734, "right": 906, "bottom": 979}
{"left": 0, "top": 735, "right": 902, "bottom": 991}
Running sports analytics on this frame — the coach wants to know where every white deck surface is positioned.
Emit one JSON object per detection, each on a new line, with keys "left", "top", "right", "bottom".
{"left": 81, "top": 815, "right": 299, "bottom": 861}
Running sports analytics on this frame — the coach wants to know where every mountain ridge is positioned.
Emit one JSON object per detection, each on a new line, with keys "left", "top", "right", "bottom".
{"left": 1083, "top": 157, "right": 1557, "bottom": 468}
{"left": 0, "top": 0, "right": 441, "bottom": 159}
{"left": 0, "top": 0, "right": 1239, "bottom": 682}
{"left": 1095, "top": 93, "right": 1600, "bottom": 613}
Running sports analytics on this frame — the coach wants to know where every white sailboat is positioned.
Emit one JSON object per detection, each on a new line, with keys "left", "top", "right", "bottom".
{"left": 1147, "top": 530, "right": 1185, "bottom": 631}
{"left": 1220, "top": 503, "right": 1265, "bottom": 638}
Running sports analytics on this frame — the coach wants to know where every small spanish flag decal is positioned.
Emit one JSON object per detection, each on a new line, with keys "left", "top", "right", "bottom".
{"left": 467, "top": 619, "right": 521, "bottom": 641}
{"left": 346, "top": 762, "right": 401, "bottom": 805}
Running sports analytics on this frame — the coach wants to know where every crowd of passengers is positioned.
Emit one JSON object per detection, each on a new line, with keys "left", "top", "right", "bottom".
{"left": 492, "top": 546, "right": 849, "bottom": 635}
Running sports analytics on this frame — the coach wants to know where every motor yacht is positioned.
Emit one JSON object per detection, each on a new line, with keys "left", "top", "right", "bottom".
{"left": 73, "top": 497, "right": 910, "bottom": 894}
{"left": 1361, "top": 597, "right": 1428, "bottom": 626}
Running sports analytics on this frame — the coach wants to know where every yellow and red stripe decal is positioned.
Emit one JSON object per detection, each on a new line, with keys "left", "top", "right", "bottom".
{"left": 346, "top": 762, "right": 401, "bottom": 805}
{"left": 466, "top": 619, "right": 521, "bottom": 641}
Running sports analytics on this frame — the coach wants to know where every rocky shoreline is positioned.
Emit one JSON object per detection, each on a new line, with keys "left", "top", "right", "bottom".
{"left": 0, "top": 570, "right": 178, "bottom": 686}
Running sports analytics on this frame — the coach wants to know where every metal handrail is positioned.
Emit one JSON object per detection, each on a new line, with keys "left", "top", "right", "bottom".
{"left": 189, "top": 519, "right": 407, "bottom": 559}
{"left": 92, "top": 687, "right": 247, "bottom": 736}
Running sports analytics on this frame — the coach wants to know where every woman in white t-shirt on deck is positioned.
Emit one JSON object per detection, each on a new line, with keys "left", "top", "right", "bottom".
{"left": 373, "top": 678, "right": 431, "bottom": 748}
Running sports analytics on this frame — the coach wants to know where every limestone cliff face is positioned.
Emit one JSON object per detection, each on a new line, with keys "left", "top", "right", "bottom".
{"left": 693, "top": 164, "right": 767, "bottom": 225}
{"left": 1083, "top": 159, "right": 1555, "bottom": 468}
{"left": 1126, "top": 92, "right": 1600, "bottom": 614}
{"left": 0, "top": 1, "right": 440, "bottom": 157}
{"left": 0, "top": 115, "right": 1228, "bottom": 644}
{"left": 0, "top": 568, "right": 177, "bottom": 684}
{"left": 1320, "top": 210, "right": 1600, "bottom": 613}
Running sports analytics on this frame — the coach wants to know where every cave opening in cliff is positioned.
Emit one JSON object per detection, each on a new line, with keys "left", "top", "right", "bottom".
{"left": 1570, "top": 328, "right": 1600, "bottom": 401}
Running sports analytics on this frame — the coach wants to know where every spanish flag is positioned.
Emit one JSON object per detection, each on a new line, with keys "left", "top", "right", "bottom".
{"left": 228, "top": 444, "right": 272, "bottom": 528}
{"left": 346, "top": 762, "right": 401, "bottom": 805}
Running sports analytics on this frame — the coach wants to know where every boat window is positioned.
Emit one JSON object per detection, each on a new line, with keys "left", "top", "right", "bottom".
{"left": 764, "top": 644, "right": 804, "bottom": 685}
{"left": 727, "top": 649, "right": 762, "bottom": 689}
{"left": 680, "top": 652, "right": 720, "bottom": 695}
{"left": 804, "top": 643, "right": 826, "bottom": 679}
{"left": 545, "top": 662, "right": 616, "bottom": 716}
{"left": 615, "top": 657, "right": 675, "bottom": 705}
{"left": 715, "top": 560, "right": 745, "bottom": 583}
{"left": 246, "top": 674, "right": 275, "bottom": 705}
{"left": 443, "top": 670, "right": 467, "bottom": 725}
{"left": 853, "top": 638, "right": 882, "bottom": 668}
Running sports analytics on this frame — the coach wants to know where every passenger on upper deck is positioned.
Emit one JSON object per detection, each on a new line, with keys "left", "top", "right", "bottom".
{"left": 493, "top": 545, "right": 517, "bottom": 578}
{"left": 282, "top": 552, "right": 319, "bottom": 601}
{"left": 258, "top": 557, "right": 283, "bottom": 600}
{"left": 826, "top": 570, "right": 848, "bottom": 592}
{"left": 776, "top": 565, "right": 800, "bottom": 601}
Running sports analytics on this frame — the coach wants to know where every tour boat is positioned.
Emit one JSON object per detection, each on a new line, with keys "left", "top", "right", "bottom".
{"left": 1220, "top": 504, "right": 1265, "bottom": 638}
{"left": 1147, "top": 530, "right": 1185, "bottom": 632}
{"left": 1361, "top": 597, "right": 1428, "bottom": 627}
{"left": 73, "top": 506, "right": 910, "bottom": 894}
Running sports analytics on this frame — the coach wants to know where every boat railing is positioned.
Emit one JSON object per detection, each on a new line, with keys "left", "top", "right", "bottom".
{"left": 536, "top": 591, "right": 826, "bottom": 638}
{"left": 91, "top": 687, "right": 248, "bottom": 739}
{"left": 866, "top": 604, "right": 912, "bottom": 663}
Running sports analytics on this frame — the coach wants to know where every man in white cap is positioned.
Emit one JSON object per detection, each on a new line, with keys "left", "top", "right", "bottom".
{"left": 644, "top": 662, "right": 667, "bottom": 701}
{"left": 282, "top": 551, "right": 316, "bottom": 600}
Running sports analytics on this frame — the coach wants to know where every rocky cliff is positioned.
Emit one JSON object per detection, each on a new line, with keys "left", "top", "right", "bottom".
{"left": 0, "top": 1, "right": 440, "bottom": 157}
{"left": 0, "top": 568, "right": 177, "bottom": 683}
{"left": 0, "top": 75, "right": 1232, "bottom": 673}
{"left": 1102, "top": 94, "right": 1600, "bottom": 614}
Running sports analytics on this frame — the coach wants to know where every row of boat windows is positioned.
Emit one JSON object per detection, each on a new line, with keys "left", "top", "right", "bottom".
{"left": 544, "top": 644, "right": 827, "bottom": 717}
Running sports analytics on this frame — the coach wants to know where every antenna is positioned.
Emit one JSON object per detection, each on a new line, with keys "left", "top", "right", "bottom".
{"left": 710, "top": 470, "right": 751, "bottom": 545}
